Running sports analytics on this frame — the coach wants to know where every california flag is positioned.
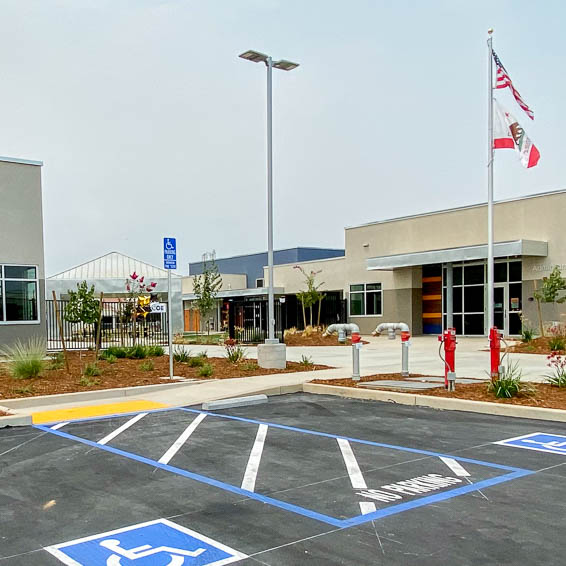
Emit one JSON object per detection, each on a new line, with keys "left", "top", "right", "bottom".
{"left": 493, "top": 99, "right": 540, "bottom": 168}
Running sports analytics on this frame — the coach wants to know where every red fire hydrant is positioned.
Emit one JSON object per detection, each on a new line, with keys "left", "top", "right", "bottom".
{"left": 489, "top": 326, "right": 502, "bottom": 381}
{"left": 438, "top": 328, "right": 457, "bottom": 390}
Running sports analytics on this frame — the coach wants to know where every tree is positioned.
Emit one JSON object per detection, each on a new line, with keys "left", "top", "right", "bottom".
{"left": 64, "top": 281, "right": 101, "bottom": 362}
{"left": 533, "top": 265, "right": 566, "bottom": 337}
{"left": 193, "top": 257, "right": 222, "bottom": 335}
{"left": 294, "top": 266, "right": 326, "bottom": 328}
{"left": 124, "top": 273, "right": 157, "bottom": 345}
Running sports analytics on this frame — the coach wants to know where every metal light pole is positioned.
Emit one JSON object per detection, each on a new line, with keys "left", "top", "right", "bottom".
{"left": 239, "top": 50, "right": 299, "bottom": 344}
{"left": 487, "top": 29, "right": 495, "bottom": 334}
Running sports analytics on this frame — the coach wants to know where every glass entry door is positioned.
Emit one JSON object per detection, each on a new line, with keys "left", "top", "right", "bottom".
{"left": 494, "top": 284, "right": 507, "bottom": 335}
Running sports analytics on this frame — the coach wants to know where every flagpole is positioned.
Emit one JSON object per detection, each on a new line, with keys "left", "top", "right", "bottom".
{"left": 487, "top": 29, "right": 495, "bottom": 336}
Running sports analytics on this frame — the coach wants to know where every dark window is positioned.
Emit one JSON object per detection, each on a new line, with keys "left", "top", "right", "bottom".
{"left": 464, "top": 285, "right": 484, "bottom": 312}
{"left": 494, "top": 262, "right": 507, "bottom": 283}
{"left": 350, "top": 284, "right": 364, "bottom": 292}
{"left": 464, "top": 314, "right": 484, "bottom": 335}
{"left": 366, "top": 285, "right": 382, "bottom": 315}
{"left": 443, "top": 286, "right": 463, "bottom": 313}
{"left": 256, "top": 279, "right": 264, "bottom": 288}
{"left": 509, "top": 261, "right": 522, "bottom": 282}
{"left": 350, "top": 291, "right": 364, "bottom": 316}
{"left": 464, "top": 264, "right": 484, "bottom": 285}
{"left": 5, "top": 280, "right": 38, "bottom": 321}
{"left": 4, "top": 266, "right": 37, "bottom": 279}
{"left": 453, "top": 266, "right": 463, "bottom": 285}
{"left": 509, "top": 283, "right": 522, "bottom": 311}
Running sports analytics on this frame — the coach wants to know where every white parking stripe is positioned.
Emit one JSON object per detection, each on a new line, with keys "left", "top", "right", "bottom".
{"left": 241, "top": 424, "right": 268, "bottom": 492}
{"left": 359, "top": 501, "right": 377, "bottom": 515}
{"left": 158, "top": 413, "right": 207, "bottom": 465}
{"left": 337, "top": 438, "right": 368, "bottom": 489}
{"left": 51, "top": 422, "right": 69, "bottom": 430}
{"left": 98, "top": 413, "right": 148, "bottom": 445}
{"left": 439, "top": 456, "right": 470, "bottom": 477}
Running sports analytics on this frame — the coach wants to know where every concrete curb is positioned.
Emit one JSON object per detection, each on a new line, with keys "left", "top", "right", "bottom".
{"left": 0, "top": 405, "right": 32, "bottom": 428}
{"left": 303, "top": 383, "right": 566, "bottom": 423}
{"left": 0, "top": 379, "right": 202, "bottom": 410}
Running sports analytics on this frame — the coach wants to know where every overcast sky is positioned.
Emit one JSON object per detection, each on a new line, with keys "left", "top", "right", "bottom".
{"left": 2, "top": 0, "right": 564, "bottom": 276}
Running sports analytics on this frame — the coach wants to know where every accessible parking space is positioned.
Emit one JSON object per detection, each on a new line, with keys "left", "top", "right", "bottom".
{"left": 2, "top": 393, "right": 566, "bottom": 565}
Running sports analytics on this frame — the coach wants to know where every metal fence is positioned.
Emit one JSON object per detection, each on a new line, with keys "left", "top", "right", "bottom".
{"left": 228, "top": 299, "right": 283, "bottom": 344}
{"left": 46, "top": 299, "right": 168, "bottom": 351}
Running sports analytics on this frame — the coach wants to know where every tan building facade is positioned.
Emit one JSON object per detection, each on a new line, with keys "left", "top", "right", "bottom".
{"left": 266, "top": 189, "right": 566, "bottom": 336}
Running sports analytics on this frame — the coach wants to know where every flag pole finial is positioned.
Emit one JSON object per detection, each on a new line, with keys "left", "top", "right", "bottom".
{"left": 487, "top": 28, "right": 494, "bottom": 35}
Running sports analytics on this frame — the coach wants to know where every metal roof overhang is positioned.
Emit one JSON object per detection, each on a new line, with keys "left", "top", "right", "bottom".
{"left": 366, "top": 239, "right": 548, "bottom": 271}
{"left": 183, "top": 287, "right": 285, "bottom": 301}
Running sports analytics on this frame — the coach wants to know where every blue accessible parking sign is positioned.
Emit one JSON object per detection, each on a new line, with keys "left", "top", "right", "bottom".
{"left": 495, "top": 432, "right": 566, "bottom": 456}
{"left": 45, "top": 518, "right": 247, "bottom": 566}
{"left": 164, "top": 237, "right": 177, "bottom": 270}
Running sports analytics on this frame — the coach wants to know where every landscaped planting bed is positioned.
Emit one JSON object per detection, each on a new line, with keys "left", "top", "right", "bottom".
{"left": 0, "top": 349, "right": 329, "bottom": 400}
{"left": 311, "top": 373, "right": 566, "bottom": 409}
{"left": 507, "top": 336, "right": 565, "bottom": 355}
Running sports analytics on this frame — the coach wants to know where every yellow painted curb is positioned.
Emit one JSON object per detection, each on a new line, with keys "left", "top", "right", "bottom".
{"left": 32, "top": 400, "right": 168, "bottom": 424}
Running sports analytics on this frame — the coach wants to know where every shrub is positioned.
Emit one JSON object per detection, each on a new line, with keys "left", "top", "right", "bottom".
{"left": 198, "top": 363, "right": 214, "bottom": 377}
{"left": 241, "top": 362, "right": 259, "bottom": 371}
{"left": 146, "top": 345, "right": 165, "bottom": 357}
{"left": 545, "top": 352, "right": 566, "bottom": 387}
{"left": 521, "top": 326, "right": 535, "bottom": 343}
{"left": 140, "top": 360, "right": 154, "bottom": 371}
{"left": 548, "top": 336, "right": 566, "bottom": 352}
{"left": 83, "top": 363, "right": 101, "bottom": 377}
{"left": 298, "top": 355, "right": 314, "bottom": 367}
{"left": 487, "top": 361, "right": 533, "bottom": 398}
{"left": 188, "top": 356, "right": 204, "bottom": 368}
{"left": 224, "top": 339, "right": 246, "bottom": 364}
{"left": 48, "top": 351, "right": 65, "bottom": 370}
{"left": 197, "top": 350, "right": 208, "bottom": 359}
{"left": 104, "top": 346, "right": 128, "bottom": 359}
{"left": 173, "top": 347, "right": 191, "bottom": 363}
{"left": 105, "top": 354, "right": 117, "bottom": 364}
{"left": 0, "top": 337, "right": 46, "bottom": 379}
{"left": 126, "top": 345, "right": 148, "bottom": 359}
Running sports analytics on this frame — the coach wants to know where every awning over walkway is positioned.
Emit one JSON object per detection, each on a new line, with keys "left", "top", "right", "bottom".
{"left": 183, "top": 287, "right": 285, "bottom": 301}
{"left": 366, "top": 239, "right": 548, "bottom": 271}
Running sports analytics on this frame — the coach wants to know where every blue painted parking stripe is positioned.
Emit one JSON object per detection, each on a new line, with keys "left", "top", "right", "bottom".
{"left": 34, "top": 424, "right": 344, "bottom": 528}
{"left": 179, "top": 408, "right": 530, "bottom": 474}
{"left": 340, "top": 469, "right": 533, "bottom": 527}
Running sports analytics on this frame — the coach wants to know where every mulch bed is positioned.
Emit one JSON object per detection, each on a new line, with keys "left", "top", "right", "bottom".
{"left": 0, "top": 351, "right": 329, "bottom": 400}
{"left": 507, "top": 336, "right": 565, "bottom": 355}
{"left": 311, "top": 373, "right": 566, "bottom": 410}
{"left": 284, "top": 333, "right": 369, "bottom": 347}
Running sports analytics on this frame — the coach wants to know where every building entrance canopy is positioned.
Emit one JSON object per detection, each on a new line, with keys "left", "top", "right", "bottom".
{"left": 366, "top": 239, "right": 547, "bottom": 271}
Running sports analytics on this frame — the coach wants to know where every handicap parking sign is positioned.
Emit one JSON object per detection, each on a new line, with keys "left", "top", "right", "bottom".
{"left": 45, "top": 518, "right": 247, "bottom": 566}
{"left": 495, "top": 432, "right": 566, "bottom": 456}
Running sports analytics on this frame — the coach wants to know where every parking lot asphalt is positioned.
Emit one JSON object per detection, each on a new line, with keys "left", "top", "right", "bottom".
{"left": 2, "top": 393, "right": 566, "bottom": 565}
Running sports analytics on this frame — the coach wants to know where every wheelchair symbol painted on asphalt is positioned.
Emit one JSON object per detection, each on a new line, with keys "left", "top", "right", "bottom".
{"left": 45, "top": 518, "right": 247, "bottom": 566}
{"left": 495, "top": 432, "right": 566, "bottom": 456}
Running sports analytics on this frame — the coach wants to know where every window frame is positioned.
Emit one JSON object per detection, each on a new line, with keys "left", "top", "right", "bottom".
{"left": 349, "top": 283, "right": 383, "bottom": 317}
{"left": 0, "top": 263, "right": 41, "bottom": 325}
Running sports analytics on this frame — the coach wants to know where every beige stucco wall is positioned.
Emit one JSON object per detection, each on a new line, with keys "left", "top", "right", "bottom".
{"left": 266, "top": 257, "right": 346, "bottom": 293}
{"left": 182, "top": 273, "right": 247, "bottom": 295}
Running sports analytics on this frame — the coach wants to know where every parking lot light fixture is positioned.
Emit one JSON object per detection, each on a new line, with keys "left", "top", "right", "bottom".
{"left": 239, "top": 49, "right": 299, "bottom": 345}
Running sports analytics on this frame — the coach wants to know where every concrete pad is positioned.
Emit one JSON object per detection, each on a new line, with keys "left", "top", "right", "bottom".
{"left": 358, "top": 380, "right": 443, "bottom": 390}
{"left": 202, "top": 394, "right": 268, "bottom": 411}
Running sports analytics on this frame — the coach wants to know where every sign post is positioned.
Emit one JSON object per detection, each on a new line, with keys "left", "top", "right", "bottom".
{"left": 163, "top": 237, "right": 177, "bottom": 380}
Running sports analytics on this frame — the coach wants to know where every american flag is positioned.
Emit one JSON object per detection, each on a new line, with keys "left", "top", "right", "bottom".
{"left": 492, "top": 49, "right": 534, "bottom": 120}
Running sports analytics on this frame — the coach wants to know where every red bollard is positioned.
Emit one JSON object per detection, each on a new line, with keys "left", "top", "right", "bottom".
{"left": 489, "top": 326, "right": 502, "bottom": 380}
{"left": 438, "top": 328, "right": 457, "bottom": 389}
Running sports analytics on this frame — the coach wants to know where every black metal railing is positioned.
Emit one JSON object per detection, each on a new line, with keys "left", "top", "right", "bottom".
{"left": 46, "top": 299, "right": 168, "bottom": 351}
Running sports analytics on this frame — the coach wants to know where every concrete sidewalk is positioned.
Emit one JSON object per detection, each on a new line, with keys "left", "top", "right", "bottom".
{"left": 1, "top": 336, "right": 549, "bottom": 424}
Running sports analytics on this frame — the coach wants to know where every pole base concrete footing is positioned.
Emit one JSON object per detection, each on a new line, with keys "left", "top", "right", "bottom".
{"left": 257, "top": 342, "right": 287, "bottom": 370}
